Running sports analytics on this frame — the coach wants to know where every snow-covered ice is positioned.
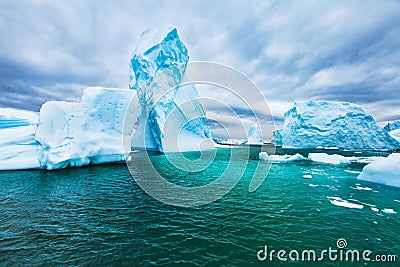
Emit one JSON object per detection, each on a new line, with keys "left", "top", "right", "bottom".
{"left": 273, "top": 101, "right": 400, "bottom": 150}
{"left": 308, "top": 153, "right": 351, "bottom": 165}
{"left": 358, "top": 153, "right": 400, "bottom": 188}
{"left": 328, "top": 197, "right": 364, "bottom": 209}
{"left": 259, "top": 152, "right": 305, "bottom": 162}
{"left": 382, "top": 208, "right": 397, "bottom": 214}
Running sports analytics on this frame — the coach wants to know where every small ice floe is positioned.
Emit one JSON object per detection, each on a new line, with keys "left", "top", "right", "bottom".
{"left": 344, "top": 169, "right": 361, "bottom": 174}
{"left": 327, "top": 197, "right": 364, "bottom": 209}
{"left": 352, "top": 185, "right": 373, "bottom": 191}
{"left": 373, "top": 221, "right": 378, "bottom": 224}
{"left": 371, "top": 207, "right": 379, "bottom": 212}
{"left": 259, "top": 152, "right": 305, "bottom": 162}
{"left": 309, "top": 184, "right": 319, "bottom": 187}
{"left": 308, "top": 153, "right": 351, "bottom": 165}
{"left": 311, "top": 168, "right": 324, "bottom": 172}
{"left": 394, "top": 200, "right": 400, "bottom": 203}
{"left": 303, "top": 174, "right": 312, "bottom": 179}
{"left": 382, "top": 208, "right": 397, "bottom": 214}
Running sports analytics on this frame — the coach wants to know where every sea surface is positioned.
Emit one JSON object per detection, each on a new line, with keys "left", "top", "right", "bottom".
{"left": 0, "top": 147, "right": 399, "bottom": 266}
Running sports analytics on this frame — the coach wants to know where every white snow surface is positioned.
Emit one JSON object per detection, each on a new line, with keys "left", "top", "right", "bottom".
{"left": 358, "top": 153, "right": 400, "bottom": 188}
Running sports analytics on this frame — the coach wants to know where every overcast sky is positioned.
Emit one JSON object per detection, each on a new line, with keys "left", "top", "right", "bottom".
{"left": 1, "top": 0, "right": 399, "bottom": 138}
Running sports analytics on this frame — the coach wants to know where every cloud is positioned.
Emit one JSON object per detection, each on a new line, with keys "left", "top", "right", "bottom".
{"left": 0, "top": 0, "right": 399, "bottom": 138}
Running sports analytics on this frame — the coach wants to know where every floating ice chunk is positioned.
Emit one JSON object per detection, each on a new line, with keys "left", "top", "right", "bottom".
{"left": 259, "top": 152, "right": 305, "bottom": 162}
{"left": 330, "top": 199, "right": 364, "bottom": 209}
{"left": 308, "top": 153, "right": 351, "bottom": 165}
{"left": 303, "top": 174, "right": 312, "bottom": 179}
{"left": 347, "top": 156, "right": 384, "bottom": 164}
{"left": 344, "top": 170, "right": 361, "bottom": 174}
{"left": 358, "top": 153, "right": 400, "bottom": 188}
{"left": 371, "top": 207, "right": 379, "bottom": 212}
{"left": 382, "top": 208, "right": 397, "bottom": 214}
{"left": 355, "top": 186, "right": 373, "bottom": 191}
{"left": 309, "top": 184, "right": 319, "bottom": 187}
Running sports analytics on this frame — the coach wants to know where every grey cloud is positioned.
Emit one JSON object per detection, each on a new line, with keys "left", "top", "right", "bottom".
{"left": 0, "top": 0, "right": 399, "bottom": 137}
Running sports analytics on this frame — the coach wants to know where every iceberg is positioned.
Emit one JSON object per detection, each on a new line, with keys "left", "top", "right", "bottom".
{"left": 129, "top": 27, "right": 214, "bottom": 152}
{"left": 0, "top": 27, "right": 216, "bottom": 170}
{"left": 0, "top": 108, "right": 41, "bottom": 170}
{"left": 273, "top": 101, "right": 400, "bottom": 150}
{"left": 358, "top": 153, "right": 400, "bottom": 188}
{"left": 35, "top": 87, "right": 137, "bottom": 170}
{"left": 384, "top": 120, "right": 400, "bottom": 142}
{"left": 383, "top": 120, "right": 400, "bottom": 132}
{"left": 246, "top": 124, "right": 263, "bottom": 145}
{"left": 0, "top": 88, "right": 137, "bottom": 170}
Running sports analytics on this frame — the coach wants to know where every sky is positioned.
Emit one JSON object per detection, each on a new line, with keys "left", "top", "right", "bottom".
{"left": 1, "top": 0, "right": 399, "bottom": 139}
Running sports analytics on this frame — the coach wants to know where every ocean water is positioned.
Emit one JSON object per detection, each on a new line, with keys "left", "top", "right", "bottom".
{"left": 0, "top": 147, "right": 399, "bottom": 266}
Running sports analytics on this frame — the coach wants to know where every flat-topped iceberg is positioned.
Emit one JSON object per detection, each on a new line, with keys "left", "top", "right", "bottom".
{"left": 273, "top": 101, "right": 400, "bottom": 150}
{"left": 36, "top": 87, "right": 137, "bottom": 170}
{"left": 129, "top": 27, "right": 213, "bottom": 152}
{"left": 358, "top": 153, "right": 400, "bottom": 188}
{"left": 0, "top": 88, "right": 137, "bottom": 170}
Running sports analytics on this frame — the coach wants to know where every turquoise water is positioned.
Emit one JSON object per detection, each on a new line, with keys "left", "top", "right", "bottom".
{"left": 0, "top": 148, "right": 399, "bottom": 266}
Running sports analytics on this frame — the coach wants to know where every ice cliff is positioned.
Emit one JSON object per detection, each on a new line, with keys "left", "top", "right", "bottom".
{"left": 273, "top": 101, "right": 400, "bottom": 150}
{"left": 129, "top": 27, "right": 213, "bottom": 152}
{"left": 35, "top": 87, "right": 137, "bottom": 170}
{"left": 0, "top": 88, "right": 137, "bottom": 170}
